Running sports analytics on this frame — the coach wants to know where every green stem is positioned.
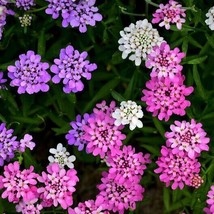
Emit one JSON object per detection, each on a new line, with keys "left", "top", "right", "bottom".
{"left": 144, "top": 0, "right": 159, "bottom": 7}
{"left": 119, "top": 6, "right": 145, "bottom": 17}
{"left": 182, "top": 5, "right": 197, "bottom": 12}
{"left": 27, "top": 5, "right": 47, "bottom": 13}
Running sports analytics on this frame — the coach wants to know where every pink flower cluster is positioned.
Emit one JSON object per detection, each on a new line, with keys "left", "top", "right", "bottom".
{"left": 155, "top": 119, "right": 209, "bottom": 190}
{"left": 0, "top": 161, "right": 79, "bottom": 213}
{"left": 152, "top": 0, "right": 186, "bottom": 30}
{"left": 204, "top": 186, "right": 214, "bottom": 214}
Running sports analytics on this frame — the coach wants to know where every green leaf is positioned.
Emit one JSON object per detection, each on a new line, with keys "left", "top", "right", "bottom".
{"left": 140, "top": 143, "right": 160, "bottom": 156}
{"left": 205, "top": 33, "right": 214, "bottom": 49}
{"left": 184, "top": 55, "right": 207, "bottom": 64}
{"left": 152, "top": 117, "right": 165, "bottom": 139}
{"left": 111, "top": 51, "right": 124, "bottom": 64}
{"left": 163, "top": 187, "right": 170, "bottom": 211}
{"left": 37, "top": 29, "right": 46, "bottom": 56}
{"left": 111, "top": 90, "right": 125, "bottom": 102}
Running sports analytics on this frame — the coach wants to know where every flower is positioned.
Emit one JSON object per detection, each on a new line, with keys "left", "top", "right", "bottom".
{"left": 118, "top": 19, "right": 164, "bottom": 66}
{"left": 205, "top": 6, "right": 214, "bottom": 30}
{"left": 96, "top": 172, "right": 144, "bottom": 213}
{"left": 66, "top": 113, "right": 90, "bottom": 151}
{"left": 189, "top": 174, "right": 203, "bottom": 188}
{"left": 45, "top": 0, "right": 102, "bottom": 32}
{"left": 0, "top": 161, "right": 38, "bottom": 203}
{"left": 15, "top": 0, "right": 35, "bottom": 10}
{"left": 165, "top": 119, "right": 210, "bottom": 159}
{"left": 19, "top": 14, "right": 32, "bottom": 27}
{"left": 106, "top": 145, "right": 150, "bottom": 181}
{"left": 48, "top": 143, "right": 76, "bottom": 169}
{"left": 7, "top": 50, "right": 51, "bottom": 94}
{"left": 0, "top": 71, "right": 7, "bottom": 89}
{"left": 112, "top": 100, "right": 144, "bottom": 130}
{"left": 68, "top": 200, "right": 109, "bottom": 214}
{"left": 83, "top": 104, "right": 126, "bottom": 158}
{"left": 51, "top": 45, "right": 97, "bottom": 93}
{"left": 204, "top": 186, "right": 214, "bottom": 214}
{"left": 152, "top": 0, "right": 186, "bottom": 30}
{"left": 0, "top": 5, "right": 7, "bottom": 40}
{"left": 145, "top": 42, "right": 185, "bottom": 80}
{"left": 16, "top": 199, "right": 43, "bottom": 214}
{"left": 141, "top": 75, "right": 194, "bottom": 121}
{"left": 37, "top": 163, "right": 79, "bottom": 209}
{"left": 19, "top": 134, "right": 35, "bottom": 152}
{"left": 154, "top": 146, "right": 201, "bottom": 190}
{"left": 0, "top": 123, "right": 19, "bottom": 166}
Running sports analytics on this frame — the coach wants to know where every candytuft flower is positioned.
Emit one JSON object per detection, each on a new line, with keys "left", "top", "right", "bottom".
{"left": 205, "top": 6, "right": 214, "bottom": 30}
{"left": 7, "top": 50, "right": 51, "bottom": 94}
{"left": 51, "top": 45, "right": 97, "bottom": 93}
{"left": 19, "top": 14, "right": 32, "bottom": 27}
{"left": 204, "top": 185, "right": 214, "bottom": 214}
{"left": 15, "top": 0, "right": 35, "bottom": 10}
{"left": 141, "top": 75, "right": 194, "bottom": 121}
{"left": 118, "top": 19, "right": 164, "bottom": 66}
{"left": 112, "top": 100, "right": 144, "bottom": 130}
{"left": 48, "top": 143, "right": 76, "bottom": 169}
{"left": 16, "top": 199, "right": 43, "bottom": 214}
{"left": 152, "top": 0, "right": 186, "bottom": 30}
{"left": 165, "top": 119, "right": 210, "bottom": 159}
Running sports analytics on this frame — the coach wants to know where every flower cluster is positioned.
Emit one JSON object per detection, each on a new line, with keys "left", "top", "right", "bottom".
{"left": 205, "top": 6, "right": 214, "bottom": 30}
{"left": 16, "top": 199, "right": 43, "bottom": 214}
{"left": 152, "top": 0, "right": 186, "bottom": 30}
{"left": 141, "top": 75, "right": 193, "bottom": 121}
{"left": 0, "top": 123, "right": 35, "bottom": 166}
{"left": 0, "top": 5, "right": 7, "bottom": 40}
{"left": 45, "top": 0, "right": 102, "bottom": 32}
{"left": 112, "top": 100, "right": 144, "bottom": 130}
{"left": 118, "top": 19, "right": 164, "bottom": 65}
{"left": 15, "top": 0, "right": 35, "bottom": 10}
{"left": 204, "top": 185, "right": 214, "bottom": 214}
{"left": 145, "top": 42, "right": 185, "bottom": 80}
{"left": 7, "top": 50, "right": 51, "bottom": 94}
{"left": 51, "top": 45, "right": 97, "bottom": 93}
{"left": 19, "top": 14, "right": 32, "bottom": 27}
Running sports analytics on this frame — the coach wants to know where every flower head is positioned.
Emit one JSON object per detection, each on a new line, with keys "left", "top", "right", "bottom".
{"left": 152, "top": 0, "right": 186, "bottom": 30}
{"left": 0, "top": 5, "right": 7, "bottom": 40}
{"left": 0, "top": 71, "right": 7, "bottom": 89}
{"left": 15, "top": 0, "right": 35, "bottom": 10}
{"left": 51, "top": 45, "right": 97, "bottom": 93}
{"left": 145, "top": 42, "right": 185, "bottom": 80}
{"left": 66, "top": 113, "right": 90, "bottom": 151}
{"left": 16, "top": 199, "right": 43, "bottom": 214}
{"left": 96, "top": 172, "right": 144, "bottom": 214}
{"left": 19, "top": 14, "right": 32, "bottom": 27}
{"left": 141, "top": 75, "right": 194, "bottom": 121}
{"left": 112, "top": 100, "right": 144, "bottom": 130}
{"left": 48, "top": 143, "right": 76, "bottom": 169}
{"left": 205, "top": 6, "right": 214, "bottom": 30}
{"left": 204, "top": 186, "right": 214, "bottom": 214}
{"left": 165, "top": 119, "right": 210, "bottom": 158}
{"left": 0, "top": 161, "right": 38, "bottom": 203}
{"left": 19, "top": 134, "right": 35, "bottom": 152}
{"left": 189, "top": 174, "right": 203, "bottom": 188}
{"left": 7, "top": 50, "right": 51, "bottom": 94}
{"left": 37, "top": 163, "right": 79, "bottom": 209}
{"left": 154, "top": 146, "right": 201, "bottom": 190}
{"left": 118, "top": 19, "right": 164, "bottom": 66}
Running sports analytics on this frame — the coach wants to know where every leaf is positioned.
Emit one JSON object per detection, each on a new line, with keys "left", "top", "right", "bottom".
{"left": 152, "top": 117, "right": 165, "bottom": 139}
{"left": 163, "top": 187, "right": 170, "bottom": 211}
{"left": 111, "top": 50, "right": 124, "bottom": 64}
{"left": 184, "top": 55, "right": 207, "bottom": 64}
{"left": 140, "top": 144, "right": 160, "bottom": 156}
{"left": 37, "top": 29, "right": 46, "bottom": 57}
{"left": 205, "top": 33, "right": 214, "bottom": 49}
{"left": 111, "top": 90, "right": 125, "bottom": 102}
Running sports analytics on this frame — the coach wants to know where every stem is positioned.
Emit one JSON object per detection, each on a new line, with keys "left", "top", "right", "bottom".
{"left": 144, "top": 0, "right": 159, "bottom": 8}
{"left": 27, "top": 5, "right": 47, "bottom": 13}
{"left": 119, "top": 6, "right": 145, "bottom": 17}
{"left": 182, "top": 5, "right": 197, "bottom": 12}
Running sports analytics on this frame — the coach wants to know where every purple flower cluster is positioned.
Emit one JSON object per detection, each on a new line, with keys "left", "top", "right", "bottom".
{"left": 7, "top": 50, "right": 51, "bottom": 94}
{"left": 15, "top": 0, "right": 35, "bottom": 10}
{"left": 0, "top": 123, "right": 35, "bottom": 166}
{"left": 0, "top": 5, "right": 7, "bottom": 40}
{"left": 51, "top": 45, "right": 97, "bottom": 93}
{"left": 45, "top": 0, "right": 102, "bottom": 32}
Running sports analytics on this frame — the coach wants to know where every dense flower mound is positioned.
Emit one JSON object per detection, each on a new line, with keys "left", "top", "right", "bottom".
{"left": 205, "top": 6, "right": 214, "bottom": 30}
{"left": 7, "top": 50, "right": 51, "bottom": 94}
{"left": 0, "top": 161, "right": 38, "bottom": 203}
{"left": 68, "top": 199, "right": 110, "bottom": 214}
{"left": 51, "top": 45, "right": 97, "bottom": 93}
{"left": 0, "top": 5, "right": 7, "bottom": 40}
{"left": 112, "top": 100, "right": 144, "bottom": 130}
{"left": 152, "top": 0, "right": 186, "bottom": 30}
{"left": 165, "top": 119, "right": 210, "bottom": 158}
{"left": 106, "top": 145, "right": 150, "bottom": 181}
{"left": 66, "top": 113, "right": 90, "bottom": 151}
{"left": 189, "top": 174, "right": 204, "bottom": 188}
{"left": 16, "top": 199, "right": 43, "bottom": 214}
{"left": 82, "top": 101, "right": 126, "bottom": 158}
{"left": 15, "top": 0, "right": 35, "bottom": 10}
{"left": 37, "top": 163, "right": 79, "bottom": 209}
{"left": 204, "top": 185, "right": 214, "bottom": 214}
{"left": 145, "top": 42, "right": 185, "bottom": 80}
{"left": 45, "top": 0, "right": 102, "bottom": 32}
{"left": 118, "top": 19, "right": 164, "bottom": 66}
{"left": 141, "top": 75, "right": 194, "bottom": 121}
{"left": 48, "top": 143, "right": 76, "bottom": 168}
{"left": 96, "top": 172, "right": 144, "bottom": 214}
{"left": 154, "top": 146, "right": 201, "bottom": 190}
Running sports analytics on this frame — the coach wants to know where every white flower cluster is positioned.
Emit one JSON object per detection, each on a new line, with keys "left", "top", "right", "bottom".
{"left": 112, "top": 100, "right": 144, "bottom": 130}
{"left": 48, "top": 143, "right": 76, "bottom": 169}
{"left": 205, "top": 6, "right": 214, "bottom": 30}
{"left": 118, "top": 19, "right": 164, "bottom": 66}
{"left": 19, "top": 14, "right": 32, "bottom": 27}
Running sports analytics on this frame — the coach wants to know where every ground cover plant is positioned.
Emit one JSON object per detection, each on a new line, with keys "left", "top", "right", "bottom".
{"left": 0, "top": 0, "right": 214, "bottom": 213}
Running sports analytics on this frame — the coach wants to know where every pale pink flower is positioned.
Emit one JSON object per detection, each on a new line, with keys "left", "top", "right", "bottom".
{"left": 16, "top": 199, "right": 43, "bottom": 214}
{"left": 189, "top": 174, "right": 204, "bottom": 188}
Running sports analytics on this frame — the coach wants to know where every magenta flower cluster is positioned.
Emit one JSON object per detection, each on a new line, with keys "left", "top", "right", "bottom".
{"left": 204, "top": 186, "right": 214, "bottom": 213}
{"left": 152, "top": 0, "right": 186, "bottom": 30}
{"left": 45, "top": 0, "right": 102, "bottom": 32}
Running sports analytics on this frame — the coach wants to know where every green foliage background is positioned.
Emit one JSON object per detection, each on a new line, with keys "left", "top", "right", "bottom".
{"left": 0, "top": 0, "right": 214, "bottom": 213}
